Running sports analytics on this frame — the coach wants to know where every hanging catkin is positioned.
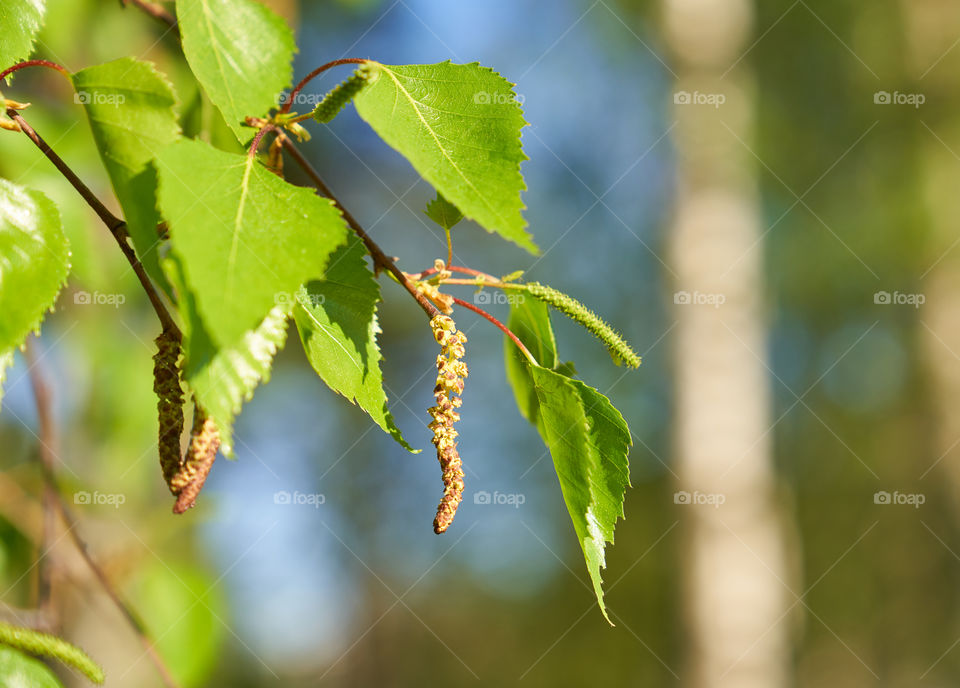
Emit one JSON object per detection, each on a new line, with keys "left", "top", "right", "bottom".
{"left": 152, "top": 327, "right": 184, "bottom": 490}
{"left": 171, "top": 407, "right": 220, "bottom": 513}
{"left": 428, "top": 315, "right": 468, "bottom": 533}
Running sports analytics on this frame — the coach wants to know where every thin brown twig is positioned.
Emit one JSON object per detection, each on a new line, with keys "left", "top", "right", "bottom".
{"left": 122, "top": 0, "right": 179, "bottom": 34}
{"left": 24, "top": 339, "right": 181, "bottom": 688}
{"left": 450, "top": 297, "right": 537, "bottom": 365}
{"left": 278, "top": 136, "right": 440, "bottom": 319}
{"left": 6, "top": 110, "right": 181, "bottom": 339}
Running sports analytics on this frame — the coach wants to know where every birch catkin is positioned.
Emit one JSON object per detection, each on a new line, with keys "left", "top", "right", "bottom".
{"left": 152, "top": 328, "right": 184, "bottom": 490}
{"left": 171, "top": 407, "right": 220, "bottom": 513}
{"left": 525, "top": 282, "right": 641, "bottom": 368}
{"left": 429, "top": 315, "right": 468, "bottom": 533}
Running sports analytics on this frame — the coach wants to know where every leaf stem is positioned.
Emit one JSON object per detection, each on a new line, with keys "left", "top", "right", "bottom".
{"left": 278, "top": 136, "right": 440, "bottom": 318}
{"left": 6, "top": 110, "right": 181, "bottom": 338}
{"left": 280, "top": 58, "right": 369, "bottom": 114}
{"left": 450, "top": 297, "right": 537, "bottom": 366}
{"left": 23, "top": 341, "right": 181, "bottom": 688}
{"left": 0, "top": 60, "right": 70, "bottom": 82}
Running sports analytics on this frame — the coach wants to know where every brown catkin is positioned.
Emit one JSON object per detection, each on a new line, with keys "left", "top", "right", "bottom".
{"left": 152, "top": 328, "right": 184, "bottom": 490}
{"left": 429, "top": 315, "right": 468, "bottom": 534}
{"left": 171, "top": 407, "right": 220, "bottom": 513}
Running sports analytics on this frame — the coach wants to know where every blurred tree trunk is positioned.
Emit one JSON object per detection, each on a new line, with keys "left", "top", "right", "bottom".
{"left": 661, "top": 1, "right": 792, "bottom": 686}
{"left": 907, "top": 1, "right": 960, "bottom": 506}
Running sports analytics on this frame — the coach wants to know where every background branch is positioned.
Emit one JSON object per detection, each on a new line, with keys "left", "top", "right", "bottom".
{"left": 24, "top": 338, "right": 181, "bottom": 688}
{"left": 121, "top": 0, "right": 179, "bottom": 34}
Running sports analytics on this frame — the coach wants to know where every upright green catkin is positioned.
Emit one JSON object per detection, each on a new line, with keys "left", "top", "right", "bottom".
{"left": 0, "top": 621, "right": 105, "bottom": 684}
{"left": 525, "top": 282, "right": 641, "bottom": 368}
{"left": 311, "top": 64, "right": 375, "bottom": 124}
{"left": 152, "top": 327, "right": 184, "bottom": 491}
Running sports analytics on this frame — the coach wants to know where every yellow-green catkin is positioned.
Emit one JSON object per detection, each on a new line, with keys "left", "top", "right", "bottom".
{"left": 311, "top": 64, "right": 375, "bottom": 123}
{"left": 0, "top": 621, "right": 105, "bottom": 684}
{"left": 525, "top": 282, "right": 641, "bottom": 368}
{"left": 428, "top": 315, "right": 468, "bottom": 534}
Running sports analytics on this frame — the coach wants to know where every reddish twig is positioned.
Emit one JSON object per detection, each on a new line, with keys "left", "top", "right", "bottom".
{"left": 0, "top": 60, "right": 69, "bottom": 82}
{"left": 6, "top": 110, "right": 181, "bottom": 339}
{"left": 247, "top": 123, "right": 276, "bottom": 158}
{"left": 278, "top": 136, "right": 440, "bottom": 319}
{"left": 450, "top": 297, "right": 537, "bottom": 365}
{"left": 280, "top": 58, "right": 369, "bottom": 114}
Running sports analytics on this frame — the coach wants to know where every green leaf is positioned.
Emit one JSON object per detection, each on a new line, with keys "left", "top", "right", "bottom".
{"left": 294, "top": 236, "right": 416, "bottom": 452}
{"left": 128, "top": 559, "right": 225, "bottom": 688}
{"left": 0, "top": 645, "right": 64, "bottom": 688}
{"left": 166, "top": 254, "right": 290, "bottom": 457}
{"left": 528, "top": 366, "right": 631, "bottom": 624}
{"left": 155, "top": 138, "right": 348, "bottom": 348}
{"left": 505, "top": 300, "right": 630, "bottom": 623}
{"left": 0, "top": 0, "right": 45, "bottom": 71}
{"left": 71, "top": 58, "right": 181, "bottom": 293}
{"left": 353, "top": 61, "right": 535, "bottom": 253}
{"left": 424, "top": 192, "right": 463, "bottom": 230}
{"left": 176, "top": 0, "right": 295, "bottom": 142}
{"left": 504, "top": 297, "right": 558, "bottom": 424}
{"left": 0, "top": 179, "right": 69, "bottom": 354}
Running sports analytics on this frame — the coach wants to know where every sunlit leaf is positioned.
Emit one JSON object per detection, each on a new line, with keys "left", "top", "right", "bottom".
{"left": 0, "top": 178, "right": 69, "bottom": 354}
{"left": 72, "top": 57, "right": 181, "bottom": 292}
{"left": 0, "top": 0, "right": 45, "bottom": 70}
{"left": 165, "top": 254, "right": 290, "bottom": 457}
{"left": 354, "top": 61, "right": 535, "bottom": 253}
{"left": 505, "top": 300, "right": 630, "bottom": 623}
{"left": 155, "top": 138, "right": 348, "bottom": 348}
{"left": 176, "top": 0, "right": 295, "bottom": 142}
{"left": 294, "top": 236, "right": 415, "bottom": 452}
